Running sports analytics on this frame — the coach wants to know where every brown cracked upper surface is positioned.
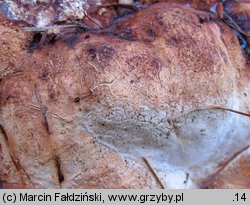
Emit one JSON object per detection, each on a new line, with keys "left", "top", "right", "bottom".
{"left": 0, "top": 3, "right": 249, "bottom": 188}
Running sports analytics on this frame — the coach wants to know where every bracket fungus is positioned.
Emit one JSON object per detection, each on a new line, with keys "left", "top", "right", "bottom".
{"left": 0, "top": 1, "right": 249, "bottom": 188}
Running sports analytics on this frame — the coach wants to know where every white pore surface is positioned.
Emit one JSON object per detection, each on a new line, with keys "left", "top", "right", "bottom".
{"left": 75, "top": 90, "right": 249, "bottom": 188}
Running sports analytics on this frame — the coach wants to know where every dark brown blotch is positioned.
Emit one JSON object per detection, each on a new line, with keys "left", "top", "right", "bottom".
{"left": 146, "top": 28, "right": 155, "bottom": 37}
{"left": 86, "top": 45, "right": 116, "bottom": 67}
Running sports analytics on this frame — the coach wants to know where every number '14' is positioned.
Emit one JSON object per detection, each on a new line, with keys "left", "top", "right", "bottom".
{"left": 235, "top": 193, "right": 246, "bottom": 201}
